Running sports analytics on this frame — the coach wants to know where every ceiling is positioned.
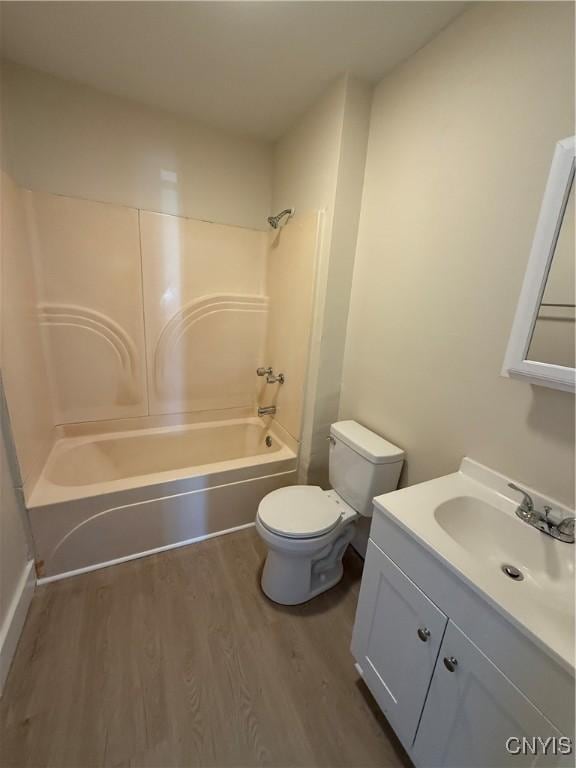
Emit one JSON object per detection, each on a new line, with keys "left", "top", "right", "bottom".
{"left": 0, "top": 2, "right": 467, "bottom": 140}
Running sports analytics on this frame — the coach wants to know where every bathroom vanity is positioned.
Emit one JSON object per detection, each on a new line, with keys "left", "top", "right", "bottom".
{"left": 351, "top": 459, "right": 575, "bottom": 768}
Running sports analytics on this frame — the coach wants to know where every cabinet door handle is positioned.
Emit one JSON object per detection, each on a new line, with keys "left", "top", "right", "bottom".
{"left": 417, "top": 627, "right": 431, "bottom": 642}
{"left": 443, "top": 656, "right": 458, "bottom": 672}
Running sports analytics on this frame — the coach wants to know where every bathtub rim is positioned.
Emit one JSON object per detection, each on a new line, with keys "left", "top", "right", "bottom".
{"left": 27, "top": 416, "right": 297, "bottom": 509}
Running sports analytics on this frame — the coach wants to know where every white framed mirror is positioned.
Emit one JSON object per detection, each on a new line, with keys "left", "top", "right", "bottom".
{"left": 502, "top": 136, "right": 575, "bottom": 393}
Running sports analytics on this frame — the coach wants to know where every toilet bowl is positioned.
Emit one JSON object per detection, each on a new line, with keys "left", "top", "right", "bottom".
{"left": 256, "top": 421, "right": 404, "bottom": 605}
{"left": 257, "top": 487, "right": 358, "bottom": 604}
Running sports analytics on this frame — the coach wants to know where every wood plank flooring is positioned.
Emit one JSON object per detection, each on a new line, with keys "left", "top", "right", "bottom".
{"left": 0, "top": 529, "right": 411, "bottom": 768}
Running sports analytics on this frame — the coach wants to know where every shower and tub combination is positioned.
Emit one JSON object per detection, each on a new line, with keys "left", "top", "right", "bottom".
{"left": 29, "top": 416, "right": 297, "bottom": 580}
{"left": 14, "top": 194, "right": 319, "bottom": 581}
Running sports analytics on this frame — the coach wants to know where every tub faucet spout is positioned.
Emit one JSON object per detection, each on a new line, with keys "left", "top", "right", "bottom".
{"left": 258, "top": 406, "right": 276, "bottom": 417}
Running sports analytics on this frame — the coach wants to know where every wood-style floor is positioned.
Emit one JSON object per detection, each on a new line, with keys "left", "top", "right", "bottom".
{"left": 0, "top": 529, "right": 411, "bottom": 768}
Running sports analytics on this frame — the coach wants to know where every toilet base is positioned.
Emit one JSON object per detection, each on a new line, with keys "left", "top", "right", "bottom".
{"left": 259, "top": 521, "right": 356, "bottom": 605}
{"left": 261, "top": 554, "right": 345, "bottom": 605}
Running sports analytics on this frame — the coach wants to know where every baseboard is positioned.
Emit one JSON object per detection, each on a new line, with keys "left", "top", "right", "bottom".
{"left": 0, "top": 559, "right": 35, "bottom": 695}
{"left": 38, "top": 522, "right": 256, "bottom": 585}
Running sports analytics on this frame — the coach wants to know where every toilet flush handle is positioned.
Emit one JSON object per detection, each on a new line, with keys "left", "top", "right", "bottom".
{"left": 327, "top": 435, "right": 336, "bottom": 446}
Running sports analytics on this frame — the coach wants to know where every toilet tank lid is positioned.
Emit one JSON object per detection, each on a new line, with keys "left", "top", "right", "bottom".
{"left": 330, "top": 421, "right": 404, "bottom": 465}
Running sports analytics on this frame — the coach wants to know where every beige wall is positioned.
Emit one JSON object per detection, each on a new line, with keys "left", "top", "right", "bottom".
{"left": 341, "top": 2, "right": 575, "bottom": 506}
{"left": 308, "top": 77, "right": 372, "bottom": 484}
{"left": 1, "top": 61, "right": 272, "bottom": 231}
{"left": 0, "top": 174, "right": 37, "bottom": 692}
{"left": 272, "top": 77, "right": 346, "bottom": 219}
{"left": 272, "top": 75, "right": 372, "bottom": 483}
{"left": 0, "top": 387, "right": 32, "bottom": 670}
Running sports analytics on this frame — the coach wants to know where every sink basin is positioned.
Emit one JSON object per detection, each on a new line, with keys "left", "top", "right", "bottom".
{"left": 434, "top": 495, "right": 574, "bottom": 618}
{"left": 434, "top": 496, "right": 520, "bottom": 556}
{"left": 372, "top": 458, "right": 575, "bottom": 670}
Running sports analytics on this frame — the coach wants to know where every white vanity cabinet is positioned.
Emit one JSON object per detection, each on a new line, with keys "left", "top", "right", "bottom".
{"left": 351, "top": 540, "right": 447, "bottom": 748}
{"left": 413, "top": 621, "right": 564, "bottom": 768}
{"left": 352, "top": 536, "right": 573, "bottom": 768}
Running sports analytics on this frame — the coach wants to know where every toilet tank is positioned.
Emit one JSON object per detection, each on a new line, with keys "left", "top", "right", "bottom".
{"left": 329, "top": 421, "right": 404, "bottom": 517}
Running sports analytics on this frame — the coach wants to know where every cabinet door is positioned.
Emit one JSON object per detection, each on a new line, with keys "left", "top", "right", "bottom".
{"left": 351, "top": 540, "right": 448, "bottom": 748}
{"left": 413, "top": 621, "right": 566, "bottom": 768}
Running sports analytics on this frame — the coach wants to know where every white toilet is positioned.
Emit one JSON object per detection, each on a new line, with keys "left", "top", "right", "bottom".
{"left": 256, "top": 420, "right": 404, "bottom": 605}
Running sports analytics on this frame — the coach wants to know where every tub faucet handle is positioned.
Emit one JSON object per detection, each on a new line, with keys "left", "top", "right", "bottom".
{"left": 257, "top": 367, "right": 273, "bottom": 377}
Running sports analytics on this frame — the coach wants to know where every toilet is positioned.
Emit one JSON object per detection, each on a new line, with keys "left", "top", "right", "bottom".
{"left": 256, "top": 420, "right": 404, "bottom": 605}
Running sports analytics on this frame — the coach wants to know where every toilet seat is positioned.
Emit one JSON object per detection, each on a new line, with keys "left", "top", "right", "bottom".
{"left": 257, "top": 486, "right": 343, "bottom": 539}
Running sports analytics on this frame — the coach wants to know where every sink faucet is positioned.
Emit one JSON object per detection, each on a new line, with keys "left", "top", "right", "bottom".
{"left": 508, "top": 483, "right": 575, "bottom": 543}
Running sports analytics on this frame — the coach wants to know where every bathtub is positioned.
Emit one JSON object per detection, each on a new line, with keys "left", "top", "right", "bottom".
{"left": 27, "top": 417, "right": 297, "bottom": 581}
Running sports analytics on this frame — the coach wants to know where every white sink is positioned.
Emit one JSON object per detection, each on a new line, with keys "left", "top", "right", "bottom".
{"left": 373, "top": 459, "right": 575, "bottom": 670}
{"left": 434, "top": 494, "right": 574, "bottom": 618}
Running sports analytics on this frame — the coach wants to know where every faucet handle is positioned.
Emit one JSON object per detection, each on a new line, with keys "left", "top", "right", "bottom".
{"left": 557, "top": 516, "right": 575, "bottom": 538}
{"left": 256, "top": 367, "right": 273, "bottom": 377}
{"left": 508, "top": 483, "right": 534, "bottom": 517}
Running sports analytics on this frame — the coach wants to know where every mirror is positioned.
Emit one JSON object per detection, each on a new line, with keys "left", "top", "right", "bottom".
{"left": 502, "top": 136, "right": 575, "bottom": 393}
{"left": 526, "top": 177, "right": 575, "bottom": 368}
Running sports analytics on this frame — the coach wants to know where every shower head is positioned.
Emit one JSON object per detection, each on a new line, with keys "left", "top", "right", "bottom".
{"left": 267, "top": 208, "right": 295, "bottom": 229}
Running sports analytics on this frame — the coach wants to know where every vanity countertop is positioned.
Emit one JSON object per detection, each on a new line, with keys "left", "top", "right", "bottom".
{"left": 372, "top": 458, "right": 575, "bottom": 673}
